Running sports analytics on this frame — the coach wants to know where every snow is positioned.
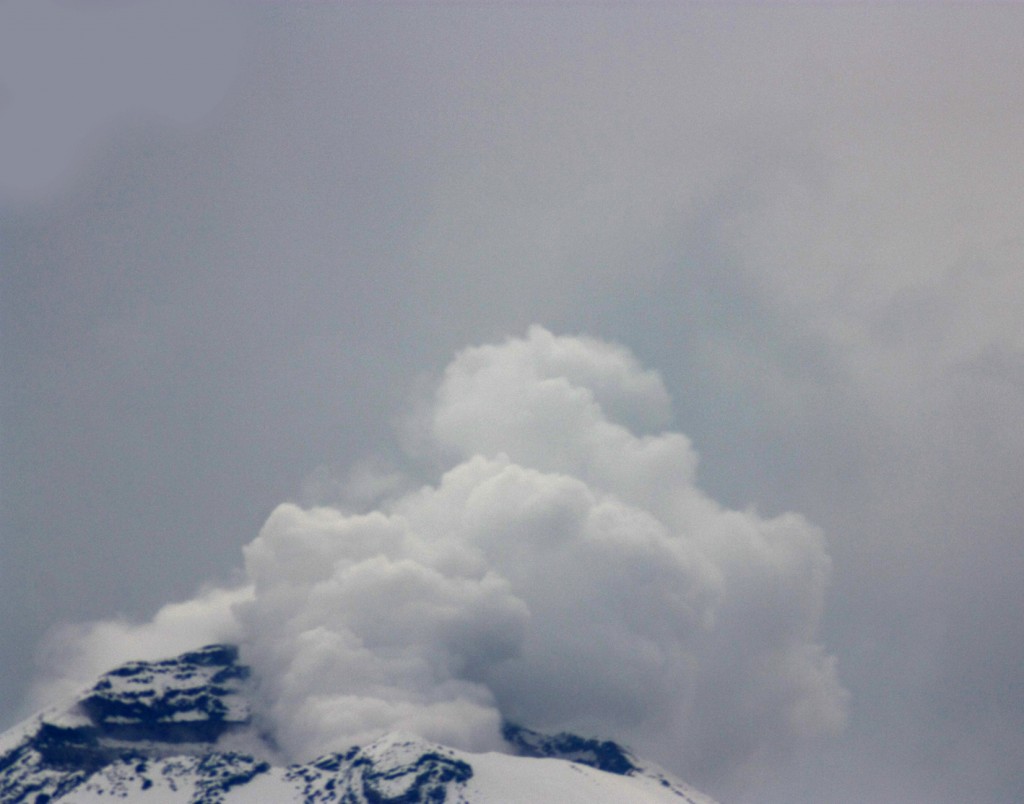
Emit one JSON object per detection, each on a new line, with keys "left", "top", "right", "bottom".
{"left": 462, "top": 748, "right": 718, "bottom": 804}
{"left": 58, "top": 737, "right": 718, "bottom": 803}
{"left": 2, "top": 644, "right": 719, "bottom": 804}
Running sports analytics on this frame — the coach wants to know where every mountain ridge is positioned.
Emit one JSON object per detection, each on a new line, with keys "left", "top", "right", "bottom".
{"left": 1, "top": 644, "right": 717, "bottom": 803}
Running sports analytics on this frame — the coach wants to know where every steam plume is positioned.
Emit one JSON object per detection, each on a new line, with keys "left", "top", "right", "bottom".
{"left": 35, "top": 326, "right": 847, "bottom": 783}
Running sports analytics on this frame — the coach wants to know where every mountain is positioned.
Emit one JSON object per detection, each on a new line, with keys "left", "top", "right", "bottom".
{"left": 0, "top": 644, "right": 717, "bottom": 803}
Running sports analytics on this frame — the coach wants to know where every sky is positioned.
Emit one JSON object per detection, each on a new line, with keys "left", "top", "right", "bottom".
{"left": 1, "top": 3, "right": 1023, "bottom": 802}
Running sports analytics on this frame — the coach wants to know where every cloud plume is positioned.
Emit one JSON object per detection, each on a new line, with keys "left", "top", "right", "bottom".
{"left": 35, "top": 327, "right": 846, "bottom": 786}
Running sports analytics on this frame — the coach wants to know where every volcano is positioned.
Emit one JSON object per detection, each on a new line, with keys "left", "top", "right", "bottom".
{"left": 1, "top": 644, "right": 717, "bottom": 803}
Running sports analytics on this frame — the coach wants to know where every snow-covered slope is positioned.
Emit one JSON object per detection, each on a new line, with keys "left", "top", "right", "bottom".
{"left": 0, "top": 645, "right": 717, "bottom": 803}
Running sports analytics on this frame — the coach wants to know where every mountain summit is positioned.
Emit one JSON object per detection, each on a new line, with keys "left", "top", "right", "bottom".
{"left": 1, "top": 644, "right": 717, "bottom": 803}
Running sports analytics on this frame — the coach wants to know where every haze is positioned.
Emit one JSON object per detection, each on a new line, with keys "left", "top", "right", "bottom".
{"left": 2, "top": 3, "right": 1022, "bottom": 802}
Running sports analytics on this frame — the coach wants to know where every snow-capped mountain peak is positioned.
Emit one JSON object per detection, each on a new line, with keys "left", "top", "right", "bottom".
{"left": 1, "top": 645, "right": 717, "bottom": 803}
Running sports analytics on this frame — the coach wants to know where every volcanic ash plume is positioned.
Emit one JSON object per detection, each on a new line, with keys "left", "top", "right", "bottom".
{"left": 36, "top": 326, "right": 848, "bottom": 783}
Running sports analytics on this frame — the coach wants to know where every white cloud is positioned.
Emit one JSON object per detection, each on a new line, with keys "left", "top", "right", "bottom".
{"left": 36, "top": 328, "right": 845, "bottom": 788}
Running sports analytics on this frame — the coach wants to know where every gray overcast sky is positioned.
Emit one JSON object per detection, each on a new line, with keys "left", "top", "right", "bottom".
{"left": 2, "top": 3, "right": 1023, "bottom": 802}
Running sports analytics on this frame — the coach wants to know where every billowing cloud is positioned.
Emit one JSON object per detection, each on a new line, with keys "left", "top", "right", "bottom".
{"left": 35, "top": 327, "right": 846, "bottom": 787}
